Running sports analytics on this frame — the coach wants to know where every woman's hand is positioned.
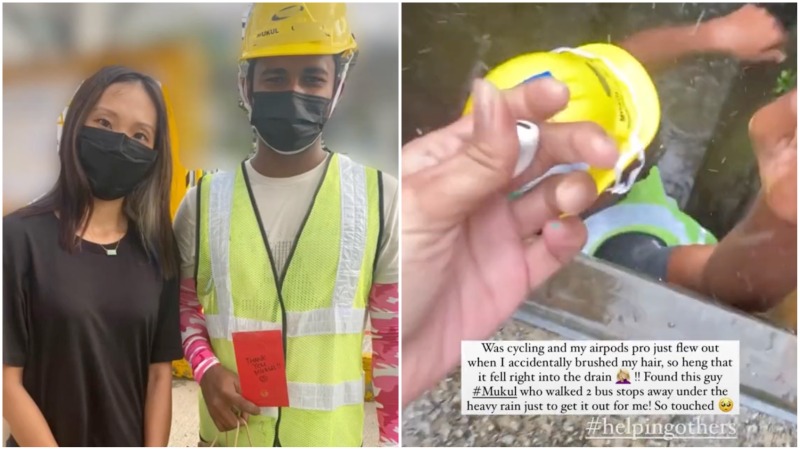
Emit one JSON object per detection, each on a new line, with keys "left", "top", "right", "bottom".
{"left": 402, "top": 78, "right": 618, "bottom": 405}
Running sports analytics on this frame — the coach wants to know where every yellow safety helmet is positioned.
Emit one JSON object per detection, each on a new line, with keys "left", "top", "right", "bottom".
{"left": 237, "top": 3, "right": 358, "bottom": 117}
{"left": 463, "top": 43, "right": 660, "bottom": 194}
{"left": 240, "top": 3, "right": 357, "bottom": 61}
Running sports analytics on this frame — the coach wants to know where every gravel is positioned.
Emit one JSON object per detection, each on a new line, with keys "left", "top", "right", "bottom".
{"left": 402, "top": 321, "right": 797, "bottom": 447}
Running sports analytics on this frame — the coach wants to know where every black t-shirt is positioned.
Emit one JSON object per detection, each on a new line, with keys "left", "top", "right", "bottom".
{"left": 3, "top": 212, "right": 182, "bottom": 447}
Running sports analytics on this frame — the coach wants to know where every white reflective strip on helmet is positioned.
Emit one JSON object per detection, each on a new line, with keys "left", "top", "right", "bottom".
{"left": 207, "top": 172, "right": 236, "bottom": 338}
{"left": 205, "top": 307, "right": 366, "bottom": 340}
{"left": 552, "top": 46, "right": 646, "bottom": 195}
{"left": 288, "top": 379, "right": 364, "bottom": 411}
{"left": 582, "top": 203, "right": 692, "bottom": 255}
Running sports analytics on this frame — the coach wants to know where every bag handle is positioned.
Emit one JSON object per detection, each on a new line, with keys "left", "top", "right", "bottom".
{"left": 208, "top": 419, "right": 254, "bottom": 447}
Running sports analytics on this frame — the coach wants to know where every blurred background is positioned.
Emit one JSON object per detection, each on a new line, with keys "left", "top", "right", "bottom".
{"left": 3, "top": 2, "right": 399, "bottom": 214}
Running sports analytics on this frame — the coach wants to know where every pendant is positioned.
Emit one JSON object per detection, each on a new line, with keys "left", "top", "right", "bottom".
{"left": 106, "top": 249, "right": 117, "bottom": 256}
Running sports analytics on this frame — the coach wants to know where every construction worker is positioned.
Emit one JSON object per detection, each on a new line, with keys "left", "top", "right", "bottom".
{"left": 560, "top": 5, "right": 795, "bottom": 326}
{"left": 578, "top": 3, "right": 788, "bottom": 271}
{"left": 174, "top": 3, "right": 398, "bottom": 446}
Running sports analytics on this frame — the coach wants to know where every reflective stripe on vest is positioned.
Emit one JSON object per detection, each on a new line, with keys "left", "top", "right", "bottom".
{"left": 583, "top": 203, "right": 692, "bottom": 255}
{"left": 205, "top": 308, "right": 366, "bottom": 339}
{"left": 196, "top": 153, "right": 380, "bottom": 446}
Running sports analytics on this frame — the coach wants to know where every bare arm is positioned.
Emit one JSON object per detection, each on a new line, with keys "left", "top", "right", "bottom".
{"left": 700, "top": 90, "right": 799, "bottom": 311}
{"left": 665, "top": 89, "right": 797, "bottom": 313}
{"left": 666, "top": 196, "right": 795, "bottom": 311}
{"left": 665, "top": 244, "right": 715, "bottom": 294}
{"left": 143, "top": 363, "right": 173, "bottom": 446}
{"left": 2, "top": 366, "right": 58, "bottom": 447}
{"left": 701, "top": 193, "right": 796, "bottom": 311}
{"left": 143, "top": 271, "right": 182, "bottom": 446}
{"left": 620, "top": 4, "right": 786, "bottom": 74}
{"left": 619, "top": 22, "right": 719, "bottom": 74}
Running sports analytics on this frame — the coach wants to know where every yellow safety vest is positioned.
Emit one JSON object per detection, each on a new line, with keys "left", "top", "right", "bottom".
{"left": 195, "top": 153, "right": 382, "bottom": 446}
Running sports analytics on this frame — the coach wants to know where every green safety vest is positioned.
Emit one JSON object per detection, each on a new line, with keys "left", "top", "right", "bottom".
{"left": 195, "top": 153, "right": 382, "bottom": 446}
{"left": 583, "top": 167, "right": 717, "bottom": 255}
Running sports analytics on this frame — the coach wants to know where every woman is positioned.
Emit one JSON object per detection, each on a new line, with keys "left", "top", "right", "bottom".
{"left": 3, "top": 66, "right": 182, "bottom": 446}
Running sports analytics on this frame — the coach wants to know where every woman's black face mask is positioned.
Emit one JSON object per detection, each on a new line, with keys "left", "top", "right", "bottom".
{"left": 78, "top": 126, "right": 158, "bottom": 200}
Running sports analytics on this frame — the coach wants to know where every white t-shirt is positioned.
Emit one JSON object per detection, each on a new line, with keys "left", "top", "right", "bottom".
{"left": 173, "top": 154, "right": 398, "bottom": 285}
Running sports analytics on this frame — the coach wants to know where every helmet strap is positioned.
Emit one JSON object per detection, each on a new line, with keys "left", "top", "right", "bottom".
{"left": 329, "top": 52, "right": 354, "bottom": 117}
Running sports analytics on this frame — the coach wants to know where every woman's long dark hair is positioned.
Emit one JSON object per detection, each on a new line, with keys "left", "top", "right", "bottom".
{"left": 19, "top": 65, "right": 178, "bottom": 279}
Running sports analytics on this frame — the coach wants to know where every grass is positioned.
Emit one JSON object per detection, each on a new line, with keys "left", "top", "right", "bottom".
{"left": 773, "top": 69, "right": 796, "bottom": 95}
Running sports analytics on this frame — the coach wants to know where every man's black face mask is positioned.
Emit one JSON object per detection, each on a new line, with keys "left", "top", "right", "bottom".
{"left": 249, "top": 91, "right": 331, "bottom": 155}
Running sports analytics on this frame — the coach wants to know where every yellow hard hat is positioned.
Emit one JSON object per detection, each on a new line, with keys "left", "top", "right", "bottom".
{"left": 237, "top": 3, "right": 358, "bottom": 119}
{"left": 240, "top": 3, "right": 357, "bottom": 62}
{"left": 463, "top": 43, "right": 660, "bottom": 194}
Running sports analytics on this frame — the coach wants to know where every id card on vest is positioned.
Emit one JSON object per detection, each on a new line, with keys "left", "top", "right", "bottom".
{"left": 232, "top": 330, "right": 289, "bottom": 407}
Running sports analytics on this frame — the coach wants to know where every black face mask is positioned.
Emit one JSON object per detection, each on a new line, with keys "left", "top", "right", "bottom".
{"left": 249, "top": 91, "right": 331, "bottom": 155}
{"left": 78, "top": 126, "right": 159, "bottom": 200}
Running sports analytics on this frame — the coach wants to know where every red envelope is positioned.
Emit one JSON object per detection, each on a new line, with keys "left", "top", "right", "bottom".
{"left": 232, "top": 330, "right": 289, "bottom": 407}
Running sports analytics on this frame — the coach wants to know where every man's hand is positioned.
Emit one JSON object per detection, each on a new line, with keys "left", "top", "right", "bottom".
{"left": 706, "top": 4, "right": 787, "bottom": 63}
{"left": 199, "top": 364, "right": 260, "bottom": 432}
{"left": 402, "top": 78, "right": 618, "bottom": 405}
{"left": 749, "top": 89, "right": 797, "bottom": 224}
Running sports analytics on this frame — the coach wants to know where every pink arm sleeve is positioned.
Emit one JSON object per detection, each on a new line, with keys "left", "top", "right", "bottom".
{"left": 369, "top": 283, "right": 399, "bottom": 446}
{"left": 179, "top": 278, "right": 220, "bottom": 382}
